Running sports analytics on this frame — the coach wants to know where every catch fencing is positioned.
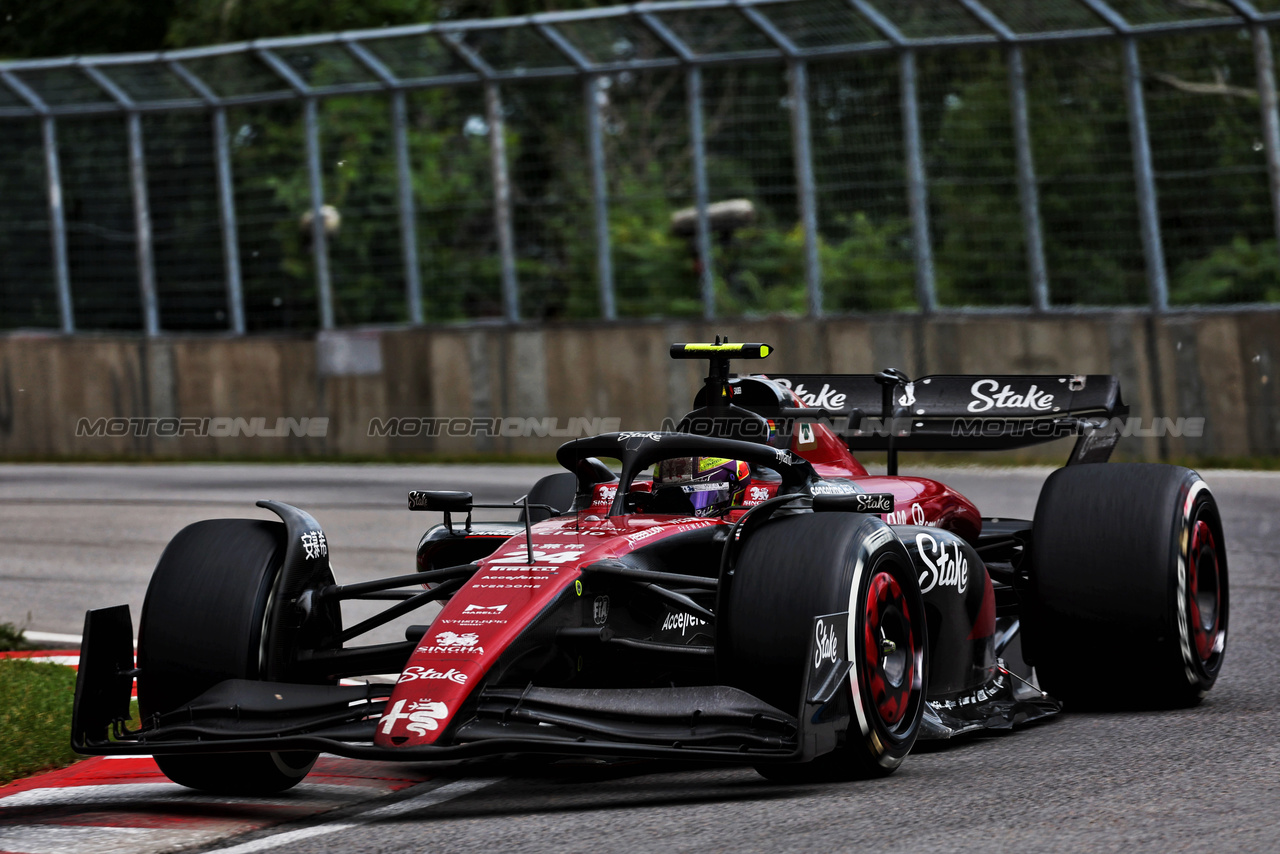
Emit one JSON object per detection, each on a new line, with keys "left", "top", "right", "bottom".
{"left": 2, "top": 0, "right": 1280, "bottom": 334}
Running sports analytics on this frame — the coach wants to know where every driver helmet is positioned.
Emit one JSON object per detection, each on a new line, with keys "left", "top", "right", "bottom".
{"left": 652, "top": 456, "right": 751, "bottom": 517}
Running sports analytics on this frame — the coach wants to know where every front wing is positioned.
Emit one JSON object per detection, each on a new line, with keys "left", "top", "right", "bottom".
{"left": 72, "top": 606, "right": 852, "bottom": 767}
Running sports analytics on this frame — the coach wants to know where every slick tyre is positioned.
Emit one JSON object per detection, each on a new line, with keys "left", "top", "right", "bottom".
{"left": 721, "top": 512, "right": 926, "bottom": 782}
{"left": 1029, "top": 464, "right": 1228, "bottom": 709}
{"left": 138, "top": 519, "right": 339, "bottom": 794}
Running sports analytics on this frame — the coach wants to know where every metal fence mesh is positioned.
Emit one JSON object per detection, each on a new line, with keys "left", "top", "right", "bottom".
{"left": 146, "top": 111, "right": 225, "bottom": 330}
{"left": 231, "top": 102, "right": 317, "bottom": 331}
{"left": 920, "top": 47, "right": 1026, "bottom": 307}
{"left": 0, "top": 120, "right": 52, "bottom": 328}
{"left": 507, "top": 79, "right": 598, "bottom": 320}
{"left": 1145, "top": 29, "right": 1277, "bottom": 305}
{"left": 407, "top": 85, "right": 503, "bottom": 322}
{"left": 809, "top": 56, "right": 914, "bottom": 313}
{"left": 605, "top": 69, "right": 702, "bottom": 317}
{"left": 3, "top": 0, "right": 1280, "bottom": 335}
{"left": 1027, "top": 39, "right": 1148, "bottom": 307}
{"left": 61, "top": 116, "right": 141, "bottom": 330}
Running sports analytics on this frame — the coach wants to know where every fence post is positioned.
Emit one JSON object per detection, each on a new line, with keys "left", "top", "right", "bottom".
{"left": 534, "top": 22, "right": 615, "bottom": 320}
{"left": 1, "top": 71, "right": 75, "bottom": 332}
{"left": 634, "top": 12, "right": 714, "bottom": 318}
{"left": 80, "top": 64, "right": 161, "bottom": 334}
{"left": 585, "top": 75, "right": 617, "bottom": 321}
{"left": 166, "top": 60, "right": 245, "bottom": 334}
{"left": 1121, "top": 37, "right": 1169, "bottom": 312}
{"left": 687, "top": 66, "right": 715, "bottom": 320}
{"left": 735, "top": 4, "right": 822, "bottom": 316}
{"left": 899, "top": 50, "right": 937, "bottom": 314}
{"left": 1250, "top": 24, "right": 1280, "bottom": 257}
{"left": 256, "top": 48, "right": 336, "bottom": 330}
{"left": 392, "top": 90, "right": 424, "bottom": 325}
{"left": 1007, "top": 46, "right": 1050, "bottom": 310}
{"left": 83, "top": 64, "right": 161, "bottom": 334}
{"left": 41, "top": 116, "right": 74, "bottom": 333}
{"left": 484, "top": 82, "right": 519, "bottom": 323}
{"left": 302, "top": 98, "right": 336, "bottom": 330}
{"left": 789, "top": 60, "right": 823, "bottom": 317}
{"left": 344, "top": 42, "right": 424, "bottom": 326}
{"left": 434, "top": 33, "right": 519, "bottom": 322}
{"left": 1218, "top": 2, "right": 1280, "bottom": 261}
{"left": 125, "top": 112, "right": 160, "bottom": 336}
{"left": 211, "top": 108, "right": 245, "bottom": 334}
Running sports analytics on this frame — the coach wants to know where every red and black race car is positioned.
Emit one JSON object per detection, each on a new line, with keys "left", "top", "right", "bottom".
{"left": 72, "top": 342, "right": 1229, "bottom": 792}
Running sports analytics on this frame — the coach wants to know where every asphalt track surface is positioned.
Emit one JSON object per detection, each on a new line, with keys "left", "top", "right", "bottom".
{"left": 1, "top": 462, "right": 1278, "bottom": 853}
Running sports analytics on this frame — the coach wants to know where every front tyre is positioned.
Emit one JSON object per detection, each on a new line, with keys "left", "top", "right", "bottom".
{"left": 1029, "top": 464, "right": 1228, "bottom": 709}
{"left": 138, "top": 519, "right": 339, "bottom": 794}
{"left": 720, "top": 513, "right": 926, "bottom": 781}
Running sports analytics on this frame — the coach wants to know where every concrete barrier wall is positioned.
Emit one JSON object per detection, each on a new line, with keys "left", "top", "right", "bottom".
{"left": 0, "top": 311, "right": 1275, "bottom": 461}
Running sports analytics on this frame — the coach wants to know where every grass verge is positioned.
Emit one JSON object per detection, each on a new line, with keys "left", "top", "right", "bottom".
{"left": 0, "top": 622, "right": 35, "bottom": 653}
{"left": 0, "top": 659, "right": 82, "bottom": 786}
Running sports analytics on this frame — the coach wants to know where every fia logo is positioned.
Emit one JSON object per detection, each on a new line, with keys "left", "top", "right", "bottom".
{"left": 593, "top": 595, "right": 610, "bottom": 625}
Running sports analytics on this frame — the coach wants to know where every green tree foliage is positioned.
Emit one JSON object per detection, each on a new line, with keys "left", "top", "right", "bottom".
{"left": 1, "top": 1, "right": 1276, "bottom": 329}
{"left": 0, "top": 0, "right": 174, "bottom": 59}
{"left": 1173, "top": 236, "right": 1280, "bottom": 303}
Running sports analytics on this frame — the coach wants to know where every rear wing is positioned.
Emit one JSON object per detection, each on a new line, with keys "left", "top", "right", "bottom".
{"left": 765, "top": 373, "right": 1128, "bottom": 465}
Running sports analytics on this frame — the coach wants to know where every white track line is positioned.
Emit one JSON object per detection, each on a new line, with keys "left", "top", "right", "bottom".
{"left": 20, "top": 630, "right": 85, "bottom": 645}
{"left": 207, "top": 777, "right": 500, "bottom": 853}
{"left": 0, "top": 823, "right": 227, "bottom": 854}
{"left": 0, "top": 782, "right": 360, "bottom": 809}
{"left": 21, "top": 630, "right": 140, "bottom": 648}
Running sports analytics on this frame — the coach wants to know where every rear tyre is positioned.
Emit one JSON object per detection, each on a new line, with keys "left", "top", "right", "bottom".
{"left": 721, "top": 513, "right": 926, "bottom": 782}
{"left": 1029, "top": 464, "right": 1228, "bottom": 709}
{"left": 138, "top": 519, "right": 339, "bottom": 794}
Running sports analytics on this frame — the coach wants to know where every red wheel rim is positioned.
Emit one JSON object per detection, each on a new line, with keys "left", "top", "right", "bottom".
{"left": 1188, "top": 518, "right": 1221, "bottom": 663}
{"left": 862, "top": 570, "right": 916, "bottom": 727}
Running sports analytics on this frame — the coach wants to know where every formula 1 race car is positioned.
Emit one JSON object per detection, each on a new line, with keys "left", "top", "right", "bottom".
{"left": 72, "top": 342, "right": 1229, "bottom": 792}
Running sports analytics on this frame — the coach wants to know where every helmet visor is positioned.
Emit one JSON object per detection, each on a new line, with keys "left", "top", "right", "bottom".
{"left": 680, "top": 482, "right": 734, "bottom": 516}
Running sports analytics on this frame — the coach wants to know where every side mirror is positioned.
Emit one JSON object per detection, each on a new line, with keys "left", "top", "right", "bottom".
{"left": 408, "top": 490, "right": 474, "bottom": 534}
{"left": 408, "top": 490, "right": 473, "bottom": 512}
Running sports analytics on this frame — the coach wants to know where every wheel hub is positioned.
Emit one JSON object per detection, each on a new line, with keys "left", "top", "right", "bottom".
{"left": 862, "top": 570, "right": 916, "bottom": 727}
{"left": 1187, "top": 518, "right": 1221, "bottom": 662}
